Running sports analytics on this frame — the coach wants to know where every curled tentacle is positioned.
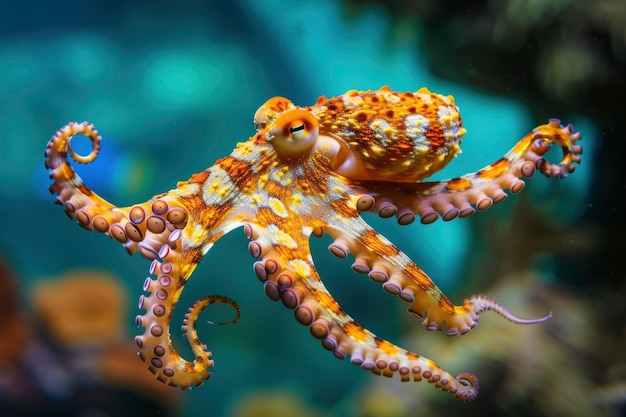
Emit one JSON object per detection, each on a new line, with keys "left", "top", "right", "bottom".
{"left": 185, "top": 295, "right": 240, "bottom": 326}
{"left": 246, "top": 222, "right": 479, "bottom": 401}
{"left": 469, "top": 294, "right": 552, "bottom": 324}
{"left": 44, "top": 122, "right": 191, "bottom": 258}
{"left": 135, "top": 241, "right": 213, "bottom": 389}
{"left": 346, "top": 119, "right": 582, "bottom": 225}
{"left": 129, "top": 191, "right": 247, "bottom": 388}
{"left": 45, "top": 122, "right": 123, "bottom": 223}
{"left": 176, "top": 295, "right": 240, "bottom": 371}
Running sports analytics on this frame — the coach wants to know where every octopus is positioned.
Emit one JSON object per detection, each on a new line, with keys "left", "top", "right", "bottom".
{"left": 44, "top": 86, "right": 582, "bottom": 401}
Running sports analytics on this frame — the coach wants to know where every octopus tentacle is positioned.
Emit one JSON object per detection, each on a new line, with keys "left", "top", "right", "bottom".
{"left": 45, "top": 122, "right": 129, "bottom": 232}
{"left": 130, "top": 194, "right": 243, "bottom": 388}
{"left": 318, "top": 215, "right": 551, "bottom": 335}
{"left": 188, "top": 296, "right": 240, "bottom": 326}
{"left": 247, "top": 222, "right": 479, "bottom": 401}
{"left": 349, "top": 119, "right": 582, "bottom": 225}
{"left": 136, "top": 242, "right": 210, "bottom": 388}
{"left": 44, "top": 122, "right": 190, "bottom": 258}
{"left": 46, "top": 122, "right": 245, "bottom": 388}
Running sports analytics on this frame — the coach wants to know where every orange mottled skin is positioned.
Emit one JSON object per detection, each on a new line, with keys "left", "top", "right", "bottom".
{"left": 45, "top": 87, "right": 582, "bottom": 401}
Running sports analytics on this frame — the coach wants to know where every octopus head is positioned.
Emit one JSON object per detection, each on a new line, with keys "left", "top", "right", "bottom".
{"left": 312, "top": 87, "right": 468, "bottom": 182}
{"left": 255, "top": 88, "right": 468, "bottom": 182}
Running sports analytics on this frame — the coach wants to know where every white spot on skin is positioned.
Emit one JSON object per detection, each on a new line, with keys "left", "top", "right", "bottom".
{"left": 342, "top": 93, "right": 364, "bottom": 108}
{"left": 286, "top": 258, "right": 312, "bottom": 278}
{"left": 437, "top": 105, "right": 464, "bottom": 154}
{"left": 369, "top": 118, "right": 395, "bottom": 146}
{"left": 268, "top": 197, "right": 288, "bottom": 218}
{"left": 247, "top": 192, "right": 290, "bottom": 219}
{"left": 324, "top": 175, "right": 349, "bottom": 202}
{"left": 381, "top": 91, "right": 400, "bottom": 103}
{"left": 187, "top": 223, "right": 209, "bottom": 245}
{"left": 404, "top": 114, "right": 431, "bottom": 152}
{"left": 267, "top": 224, "right": 298, "bottom": 248}
{"left": 291, "top": 192, "right": 304, "bottom": 211}
{"left": 341, "top": 128, "right": 356, "bottom": 138}
{"left": 69, "top": 176, "right": 84, "bottom": 188}
{"left": 416, "top": 92, "right": 433, "bottom": 103}
{"left": 231, "top": 141, "right": 266, "bottom": 163}
{"left": 269, "top": 166, "right": 293, "bottom": 187}
{"left": 202, "top": 167, "right": 237, "bottom": 204}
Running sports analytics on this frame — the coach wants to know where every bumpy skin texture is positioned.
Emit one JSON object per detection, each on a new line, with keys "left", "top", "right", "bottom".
{"left": 45, "top": 86, "right": 582, "bottom": 401}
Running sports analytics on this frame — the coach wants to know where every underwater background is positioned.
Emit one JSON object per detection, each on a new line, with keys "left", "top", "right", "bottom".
{"left": 0, "top": 1, "right": 623, "bottom": 416}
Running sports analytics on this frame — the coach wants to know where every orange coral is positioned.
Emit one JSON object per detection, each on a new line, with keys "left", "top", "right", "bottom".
{"left": 32, "top": 270, "right": 128, "bottom": 348}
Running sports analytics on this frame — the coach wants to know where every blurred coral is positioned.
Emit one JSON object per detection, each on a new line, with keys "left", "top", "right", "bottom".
{"left": 348, "top": 182, "right": 621, "bottom": 416}
{"left": 353, "top": 272, "right": 625, "bottom": 417}
{"left": 32, "top": 270, "right": 128, "bottom": 348}
{"left": 231, "top": 389, "right": 326, "bottom": 417}
{"left": 30, "top": 270, "right": 180, "bottom": 415}
{"left": 0, "top": 265, "right": 180, "bottom": 417}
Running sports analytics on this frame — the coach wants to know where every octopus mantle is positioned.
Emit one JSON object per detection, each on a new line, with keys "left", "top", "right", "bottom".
{"left": 44, "top": 86, "right": 582, "bottom": 401}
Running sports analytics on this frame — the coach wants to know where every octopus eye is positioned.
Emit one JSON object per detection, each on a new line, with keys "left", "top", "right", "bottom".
{"left": 268, "top": 109, "right": 319, "bottom": 157}
{"left": 289, "top": 123, "right": 305, "bottom": 135}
